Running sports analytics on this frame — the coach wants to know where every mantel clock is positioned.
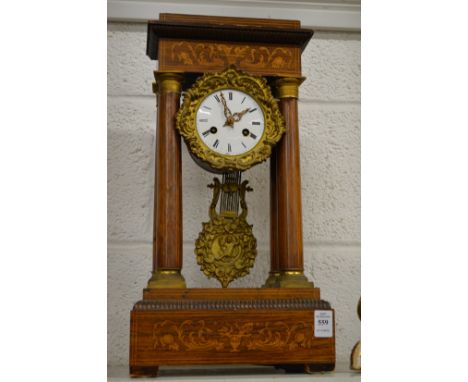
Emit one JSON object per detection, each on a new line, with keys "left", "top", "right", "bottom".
{"left": 129, "top": 13, "right": 336, "bottom": 376}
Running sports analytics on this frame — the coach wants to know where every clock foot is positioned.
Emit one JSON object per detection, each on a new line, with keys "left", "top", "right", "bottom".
{"left": 304, "top": 363, "right": 336, "bottom": 373}
{"left": 129, "top": 365, "right": 159, "bottom": 377}
{"left": 275, "top": 363, "right": 335, "bottom": 373}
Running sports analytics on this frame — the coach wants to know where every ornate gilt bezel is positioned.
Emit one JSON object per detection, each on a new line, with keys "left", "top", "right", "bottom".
{"left": 176, "top": 67, "right": 285, "bottom": 171}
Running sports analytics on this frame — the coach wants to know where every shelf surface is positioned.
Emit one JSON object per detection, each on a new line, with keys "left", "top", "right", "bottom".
{"left": 108, "top": 363, "right": 360, "bottom": 381}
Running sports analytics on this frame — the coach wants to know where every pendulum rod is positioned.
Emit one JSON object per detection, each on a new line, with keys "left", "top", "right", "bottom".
{"left": 219, "top": 171, "right": 242, "bottom": 216}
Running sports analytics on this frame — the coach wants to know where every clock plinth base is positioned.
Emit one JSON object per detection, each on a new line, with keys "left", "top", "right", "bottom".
{"left": 130, "top": 288, "right": 335, "bottom": 377}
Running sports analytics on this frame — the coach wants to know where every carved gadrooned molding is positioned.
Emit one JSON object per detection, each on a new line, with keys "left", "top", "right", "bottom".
{"left": 134, "top": 298, "right": 331, "bottom": 311}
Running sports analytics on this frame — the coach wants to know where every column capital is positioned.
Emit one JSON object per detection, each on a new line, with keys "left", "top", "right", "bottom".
{"left": 153, "top": 71, "right": 184, "bottom": 94}
{"left": 273, "top": 77, "right": 305, "bottom": 99}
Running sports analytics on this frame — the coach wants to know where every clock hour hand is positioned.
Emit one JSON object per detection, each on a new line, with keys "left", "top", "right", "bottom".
{"left": 232, "top": 108, "right": 251, "bottom": 122}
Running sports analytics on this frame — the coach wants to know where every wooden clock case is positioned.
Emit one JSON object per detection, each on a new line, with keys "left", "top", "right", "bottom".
{"left": 129, "top": 13, "right": 336, "bottom": 376}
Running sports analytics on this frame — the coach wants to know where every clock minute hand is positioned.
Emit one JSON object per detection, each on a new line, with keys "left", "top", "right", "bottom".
{"left": 220, "top": 92, "right": 235, "bottom": 127}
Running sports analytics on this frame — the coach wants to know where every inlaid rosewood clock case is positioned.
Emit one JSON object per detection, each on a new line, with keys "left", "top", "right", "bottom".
{"left": 129, "top": 14, "right": 336, "bottom": 376}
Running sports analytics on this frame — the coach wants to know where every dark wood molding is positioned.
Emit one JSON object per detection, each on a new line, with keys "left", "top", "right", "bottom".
{"left": 158, "top": 13, "right": 301, "bottom": 29}
{"left": 147, "top": 16, "right": 313, "bottom": 61}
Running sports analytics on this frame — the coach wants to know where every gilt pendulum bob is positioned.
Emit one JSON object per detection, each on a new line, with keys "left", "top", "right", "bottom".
{"left": 196, "top": 172, "right": 256, "bottom": 288}
{"left": 129, "top": 14, "right": 336, "bottom": 376}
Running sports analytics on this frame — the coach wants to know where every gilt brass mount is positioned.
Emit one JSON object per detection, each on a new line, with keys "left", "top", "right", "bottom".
{"left": 176, "top": 67, "right": 285, "bottom": 171}
{"left": 273, "top": 77, "right": 305, "bottom": 99}
{"left": 195, "top": 173, "right": 257, "bottom": 287}
{"left": 153, "top": 72, "right": 184, "bottom": 94}
{"left": 147, "top": 269, "right": 186, "bottom": 289}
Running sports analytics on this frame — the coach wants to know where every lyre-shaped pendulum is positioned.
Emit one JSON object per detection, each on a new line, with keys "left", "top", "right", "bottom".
{"left": 195, "top": 171, "right": 257, "bottom": 288}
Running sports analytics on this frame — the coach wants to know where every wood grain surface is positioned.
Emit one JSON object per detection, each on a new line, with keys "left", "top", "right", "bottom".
{"left": 130, "top": 288, "right": 335, "bottom": 374}
{"left": 275, "top": 97, "right": 305, "bottom": 271}
{"left": 153, "top": 90, "right": 183, "bottom": 271}
{"left": 158, "top": 13, "right": 301, "bottom": 29}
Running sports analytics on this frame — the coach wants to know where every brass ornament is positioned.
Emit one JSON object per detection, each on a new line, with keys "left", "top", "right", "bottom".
{"left": 176, "top": 66, "right": 285, "bottom": 171}
{"left": 153, "top": 71, "right": 184, "bottom": 94}
{"left": 350, "top": 298, "right": 361, "bottom": 371}
{"left": 273, "top": 76, "right": 305, "bottom": 99}
{"left": 277, "top": 270, "right": 314, "bottom": 289}
{"left": 147, "top": 269, "right": 186, "bottom": 289}
{"left": 195, "top": 176, "right": 257, "bottom": 288}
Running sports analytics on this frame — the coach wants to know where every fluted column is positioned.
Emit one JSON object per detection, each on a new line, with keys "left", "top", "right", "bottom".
{"left": 147, "top": 72, "right": 186, "bottom": 289}
{"left": 268, "top": 77, "right": 314, "bottom": 288}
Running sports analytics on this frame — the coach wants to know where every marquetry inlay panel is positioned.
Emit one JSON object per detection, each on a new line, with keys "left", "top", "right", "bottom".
{"left": 158, "top": 39, "right": 301, "bottom": 76}
{"left": 130, "top": 310, "right": 335, "bottom": 366}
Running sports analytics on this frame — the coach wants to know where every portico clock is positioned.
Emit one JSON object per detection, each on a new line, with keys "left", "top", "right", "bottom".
{"left": 129, "top": 13, "right": 336, "bottom": 377}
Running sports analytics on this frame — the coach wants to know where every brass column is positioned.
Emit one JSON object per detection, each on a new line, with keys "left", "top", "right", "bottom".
{"left": 147, "top": 72, "right": 186, "bottom": 288}
{"left": 268, "top": 77, "right": 314, "bottom": 288}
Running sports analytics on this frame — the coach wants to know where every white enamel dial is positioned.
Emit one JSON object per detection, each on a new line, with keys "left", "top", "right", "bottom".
{"left": 196, "top": 89, "right": 265, "bottom": 156}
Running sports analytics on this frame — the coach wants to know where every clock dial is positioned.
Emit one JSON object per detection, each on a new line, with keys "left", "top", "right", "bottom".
{"left": 196, "top": 89, "right": 265, "bottom": 156}
{"left": 176, "top": 67, "right": 285, "bottom": 171}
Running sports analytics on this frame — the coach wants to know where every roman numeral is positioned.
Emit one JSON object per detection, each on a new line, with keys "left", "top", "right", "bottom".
{"left": 249, "top": 133, "right": 257, "bottom": 139}
{"left": 213, "top": 139, "right": 219, "bottom": 148}
{"left": 229, "top": 92, "right": 233, "bottom": 100}
{"left": 252, "top": 121, "right": 260, "bottom": 126}
{"left": 202, "top": 130, "right": 210, "bottom": 137}
{"left": 241, "top": 96, "right": 246, "bottom": 104}
{"left": 214, "top": 94, "right": 220, "bottom": 103}
{"left": 199, "top": 118, "right": 208, "bottom": 122}
{"left": 228, "top": 143, "right": 232, "bottom": 152}
{"left": 241, "top": 142, "right": 247, "bottom": 148}
{"left": 249, "top": 108, "right": 257, "bottom": 113}
{"left": 203, "top": 105, "right": 212, "bottom": 110}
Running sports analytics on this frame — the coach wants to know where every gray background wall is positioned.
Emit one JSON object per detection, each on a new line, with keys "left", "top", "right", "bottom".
{"left": 107, "top": 21, "right": 360, "bottom": 366}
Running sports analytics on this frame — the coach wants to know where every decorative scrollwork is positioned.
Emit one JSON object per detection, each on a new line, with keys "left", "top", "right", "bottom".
{"left": 153, "top": 319, "right": 313, "bottom": 353}
{"left": 169, "top": 42, "right": 296, "bottom": 71}
{"left": 176, "top": 66, "right": 285, "bottom": 171}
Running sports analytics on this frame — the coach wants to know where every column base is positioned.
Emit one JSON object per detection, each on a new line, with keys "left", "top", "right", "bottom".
{"left": 147, "top": 270, "right": 186, "bottom": 289}
{"left": 262, "top": 271, "right": 280, "bottom": 287}
{"left": 277, "top": 271, "right": 314, "bottom": 288}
